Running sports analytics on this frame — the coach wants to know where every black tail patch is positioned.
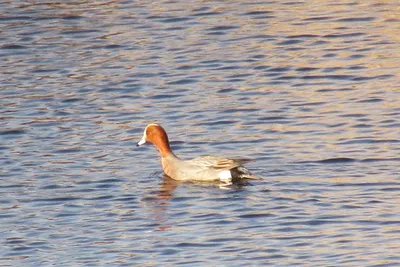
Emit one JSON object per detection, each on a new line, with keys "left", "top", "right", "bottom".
{"left": 230, "top": 166, "right": 254, "bottom": 185}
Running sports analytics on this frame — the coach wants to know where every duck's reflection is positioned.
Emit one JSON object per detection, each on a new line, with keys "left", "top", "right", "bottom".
{"left": 140, "top": 175, "right": 180, "bottom": 232}
{"left": 157, "top": 175, "right": 180, "bottom": 200}
{"left": 141, "top": 175, "right": 247, "bottom": 231}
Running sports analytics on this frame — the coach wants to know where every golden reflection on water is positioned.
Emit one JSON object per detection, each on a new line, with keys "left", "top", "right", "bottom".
{"left": 1, "top": 0, "right": 399, "bottom": 266}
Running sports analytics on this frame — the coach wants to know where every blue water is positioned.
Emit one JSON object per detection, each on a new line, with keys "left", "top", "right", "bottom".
{"left": 1, "top": 1, "right": 399, "bottom": 266}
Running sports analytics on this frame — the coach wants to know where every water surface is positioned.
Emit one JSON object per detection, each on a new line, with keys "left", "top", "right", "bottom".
{"left": 1, "top": 1, "right": 399, "bottom": 266}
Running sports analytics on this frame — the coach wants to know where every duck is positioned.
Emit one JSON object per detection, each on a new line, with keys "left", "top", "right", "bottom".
{"left": 136, "top": 123, "right": 258, "bottom": 184}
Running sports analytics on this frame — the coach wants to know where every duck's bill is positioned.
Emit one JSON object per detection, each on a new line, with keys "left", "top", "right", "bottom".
{"left": 136, "top": 137, "right": 146, "bottom": 147}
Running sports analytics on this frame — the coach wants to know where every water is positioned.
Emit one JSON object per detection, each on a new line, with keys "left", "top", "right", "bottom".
{"left": 1, "top": 1, "right": 399, "bottom": 266}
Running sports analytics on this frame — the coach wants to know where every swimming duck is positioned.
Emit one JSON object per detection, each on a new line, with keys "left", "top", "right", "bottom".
{"left": 136, "top": 123, "right": 258, "bottom": 184}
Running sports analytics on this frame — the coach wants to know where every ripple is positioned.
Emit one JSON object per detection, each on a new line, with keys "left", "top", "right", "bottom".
{"left": 0, "top": 128, "right": 27, "bottom": 135}
{"left": 60, "top": 29, "right": 101, "bottom": 35}
{"left": 277, "top": 39, "right": 303, "bottom": 45}
{"left": 303, "top": 16, "right": 334, "bottom": 21}
{"left": 335, "top": 17, "right": 376, "bottom": 22}
{"left": 302, "top": 74, "right": 355, "bottom": 80}
{"left": 192, "top": 11, "right": 220, "bottom": 17}
{"left": 150, "top": 94, "right": 184, "bottom": 99}
{"left": 316, "top": 157, "right": 357, "bottom": 164}
{"left": 1, "top": 44, "right": 27, "bottom": 49}
{"left": 167, "top": 78, "right": 198, "bottom": 85}
{"left": 238, "top": 212, "right": 275, "bottom": 219}
{"left": 207, "top": 26, "right": 239, "bottom": 31}
{"left": 323, "top": 32, "right": 365, "bottom": 38}
{"left": 242, "top": 11, "right": 273, "bottom": 16}
{"left": 217, "top": 88, "right": 237, "bottom": 94}
{"left": 24, "top": 196, "right": 81, "bottom": 203}
{"left": 338, "top": 139, "right": 399, "bottom": 145}
{"left": 75, "top": 178, "right": 125, "bottom": 185}
{"left": 1, "top": 1, "right": 399, "bottom": 266}
{"left": 160, "top": 17, "right": 193, "bottom": 23}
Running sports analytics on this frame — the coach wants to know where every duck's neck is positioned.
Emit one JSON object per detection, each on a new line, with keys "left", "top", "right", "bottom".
{"left": 153, "top": 138, "right": 173, "bottom": 158}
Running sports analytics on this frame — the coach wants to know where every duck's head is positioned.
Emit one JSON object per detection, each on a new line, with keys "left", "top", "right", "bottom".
{"left": 137, "top": 124, "right": 171, "bottom": 157}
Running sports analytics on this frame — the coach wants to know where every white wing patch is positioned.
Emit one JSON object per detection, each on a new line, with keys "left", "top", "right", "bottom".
{"left": 219, "top": 170, "right": 232, "bottom": 183}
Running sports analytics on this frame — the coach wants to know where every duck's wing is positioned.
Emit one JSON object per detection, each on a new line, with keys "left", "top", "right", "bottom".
{"left": 187, "top": 155, "right": 254, "bottom": 170}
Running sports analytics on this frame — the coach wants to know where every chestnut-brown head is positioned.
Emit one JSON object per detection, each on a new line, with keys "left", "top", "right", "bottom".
{"left": 137, "top": 124, "right": 172, "bottom": 157}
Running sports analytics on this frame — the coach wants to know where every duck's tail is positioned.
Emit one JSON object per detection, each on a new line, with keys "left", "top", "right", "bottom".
{"left": 230, "top": 166, "right": 260, "bottom": 185}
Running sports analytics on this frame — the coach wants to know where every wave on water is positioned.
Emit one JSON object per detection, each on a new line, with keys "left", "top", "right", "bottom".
{"left": 297, "top": 157, "right": 400, "bottom": 164}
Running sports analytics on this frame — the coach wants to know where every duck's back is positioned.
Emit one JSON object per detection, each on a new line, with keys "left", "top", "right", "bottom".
{"left": 162, "top": 154, "right": 254, "bottom": 182}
